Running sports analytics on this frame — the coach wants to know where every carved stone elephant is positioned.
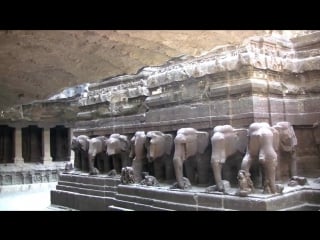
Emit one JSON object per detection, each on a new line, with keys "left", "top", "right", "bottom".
{"left": 145, "top": 131, "right": 175, "bottom": 182}
{"left": 88, "top": 136, "right": 109, "bottom": 175}
{"left": 211, "top": 125, "right": 248, "bottom": 192}
{"left": 272, "top": 121, "right": 298, "bottom": 180}
{"left": 173, "top": 128, "right": 210, "bottom": 189}
{"left": 71, "top": 135, "right": 89, "bottom": 172}
{"left": 241, "top": 122, "right": 279, "bottom": 194}
{"left": 130, "top": 131, "right": 148, "bottom": 182}
{"left": 106, "top": 133, "right": 131, "bottom": 174}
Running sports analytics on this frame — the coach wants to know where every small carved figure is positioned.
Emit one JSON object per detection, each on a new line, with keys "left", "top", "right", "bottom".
{"left": 170, "top": 177, "right": 192, "bottom": 190}
{"left": 237, "top": 170, "right": 254, "bottom": 197}
{"left": 120, "top": 166, "right": 135, "bottom": 184}
{"left": 140, "top": 174, "right": 160, "bottom": 187}
{"left": 288, "top": 176, "right": 308, "bottom": 187}
{"left": 63, "top": 162, "right": 73, "bottom": 173}
{"left": 107, "top": 169, "right": 117, "bottom": 177}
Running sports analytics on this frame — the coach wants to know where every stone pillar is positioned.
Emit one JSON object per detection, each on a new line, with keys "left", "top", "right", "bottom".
{"left": 42, "top": 128, "right": 52, "bottom": 164}
{"left": 14, "top": 127, "right": 24, "bottom": 164}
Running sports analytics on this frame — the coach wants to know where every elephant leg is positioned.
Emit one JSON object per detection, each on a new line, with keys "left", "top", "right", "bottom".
{"left": 74, "top": 150, "right": 80, "bottom": 170}
{"left": 289, "top": 151, "right": 297, "bottom": 178}
{"left": 80, "top": 150, "right": 89, "bottom": 172}
{"left": 112, "top": 155, "right": 122, "bottom": 174}
{"left": 212, "top": 162, "right": 223, "bottom": 191}
{"left": 185, "top": 158, "right": 196, "bottom": 184}
{"left": 241, "top": 152, "right": 253, "bottom": 173}
{"left": 263, "top": 160, "right": 277, "bottom": 194}
{"left": 88, "top": 156, "right": 95, "bottom": 175}
{"left": 173, "top": 157, "right": 185, "bottom": 189}
{"left": 197, "top": 156, "right": 210, "bottom": 186}
{"left": 132, "top": 157, "right": 143, "bottom": 182}
{"left": 97, "top": 153, "right": 106, "bottom": 173}
{"left": 165, "top": 157, "right": 175, "bottom": 181}
{"left": 154, "top": 160, "right": 164, "bottom": 181}
{"left": 147, "top": 161, "right": 154, "bottom": 176}
{"left": 121, "top": 153, "right": 129, "bottom": 168}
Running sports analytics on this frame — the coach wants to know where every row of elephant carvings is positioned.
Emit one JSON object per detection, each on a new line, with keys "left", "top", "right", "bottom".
{"left": 71, "top": 121, "right": 299, "bottom": 195}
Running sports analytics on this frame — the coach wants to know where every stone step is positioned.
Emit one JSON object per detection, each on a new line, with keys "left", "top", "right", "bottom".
{"left": 56, "top": 185, "right": 116, "bottom": 197}
{"left": 57, "top": 180, "right": 117, "bottom": 192}
{"left": 108, "top": 205, "right": 134, "bottom": 211}
{"left": 112, "top": 199, "right": 174, "bottom": 211}
{"left": 279, "top": 203, "right": 320, "bottom": 211}
{"left": 114, "top": 193, "right": 230, "bottom": 211}
{"left": 51, "top": 189, "right": 115, "bottom": 210}
{"left": 58, "top": 173, "right": 121, "bottom": 186}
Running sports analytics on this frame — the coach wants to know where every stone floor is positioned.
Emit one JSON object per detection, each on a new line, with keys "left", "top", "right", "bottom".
{"left": 0, "top": 182, "right": 71, "bottom": 211}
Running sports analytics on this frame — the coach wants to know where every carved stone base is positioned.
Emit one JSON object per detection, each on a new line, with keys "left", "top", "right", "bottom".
{"left": 50, "top": 173, "right": 320, "bottom": 211}
{"left": 0, "top": 162, "right": 67, "bottom": 185}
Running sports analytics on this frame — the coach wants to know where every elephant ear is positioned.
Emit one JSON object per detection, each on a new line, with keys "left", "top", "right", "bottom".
{"left": 270, "top": 127, "right": 280, "bottom": 152}
{"left": 197, "top": 131, "right": 209, "bottom": 154}
{"left": 119, "top": 135, "right": 130, "bottom": 152}
{"left": 164, "top": 134, "right": 173, "bottom": 155}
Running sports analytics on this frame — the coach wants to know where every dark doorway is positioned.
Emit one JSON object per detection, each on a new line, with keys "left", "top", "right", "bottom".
{"left": 50, "top": 126, "right": 70, "bottom": 162}
{"left": 22, "top": 126, "right": 43, "bottom": 163}
{"left": 0, "top": 125, "right": 14, "bottom": 164}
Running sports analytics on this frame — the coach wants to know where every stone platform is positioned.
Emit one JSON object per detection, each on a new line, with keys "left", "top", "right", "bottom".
{"left": 0, "top": 162, "right": 67, "bottom": 186}
{"left": 51, "top": 173, "right": 320, "bottom": 211}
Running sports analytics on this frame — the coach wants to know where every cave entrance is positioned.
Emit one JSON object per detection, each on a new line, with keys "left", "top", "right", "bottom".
{"left": 0, "top": 125, "right": 14, "bottom": 164}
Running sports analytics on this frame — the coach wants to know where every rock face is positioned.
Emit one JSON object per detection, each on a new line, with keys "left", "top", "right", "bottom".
{"left": 0, "top": 30, "right": 273, "bottom": 111}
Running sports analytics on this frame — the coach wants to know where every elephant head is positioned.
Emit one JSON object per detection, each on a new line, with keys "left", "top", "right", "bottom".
{"left": 146, "top": 131, "right": 174, "bottom": 181}
{"left": 106, "top": 134, "right": 130, "bottom": 155}
{"left": 272, "top": 122, "right": 297, "bottom": 153}
{"left": 71, "top": 135, "right": 89, "bottom": 152}
{"left": 272, "top": 121, "right": 298, "bottom": 179}
{"left": 146, "top": 131, "right": 173, "bottom": 162}
{"left": 211, "top": 125, "right": 248, "bottom": 192}
{"left": 130, "top": 131, "right": 148, "bottom": 182}
{"left": 173, "top": 128, "right": 209, "bottom": 189}
{"left": 106, "top": 133, "right": 131, "bottom": 173}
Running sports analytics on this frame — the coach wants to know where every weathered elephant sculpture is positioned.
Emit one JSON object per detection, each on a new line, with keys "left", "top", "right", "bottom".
{"left": 71, "top": 135, "right": 89, "bottom": 172}
{"left": 88, "top": 136, "right": 108, "bottom": 175}
{"left": 130, "top": 131, "right": 148, "bottom": 182}
{"left": 241, "top": 122, "right": 280, "bottom": 194}
{"left": 106, "top": 133, "right": 131, "bottom": 174}
{"left": 272, "top": 121, "right": 298, "bottom": 180}
{"left": 211, "top": 125, "right": 248, "bottom": 192}
{"left": 173, "top": 128, "right": 210, "bottom": 189}
{"left": 145, "top": 131, "right": 175, "bottom": 182}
